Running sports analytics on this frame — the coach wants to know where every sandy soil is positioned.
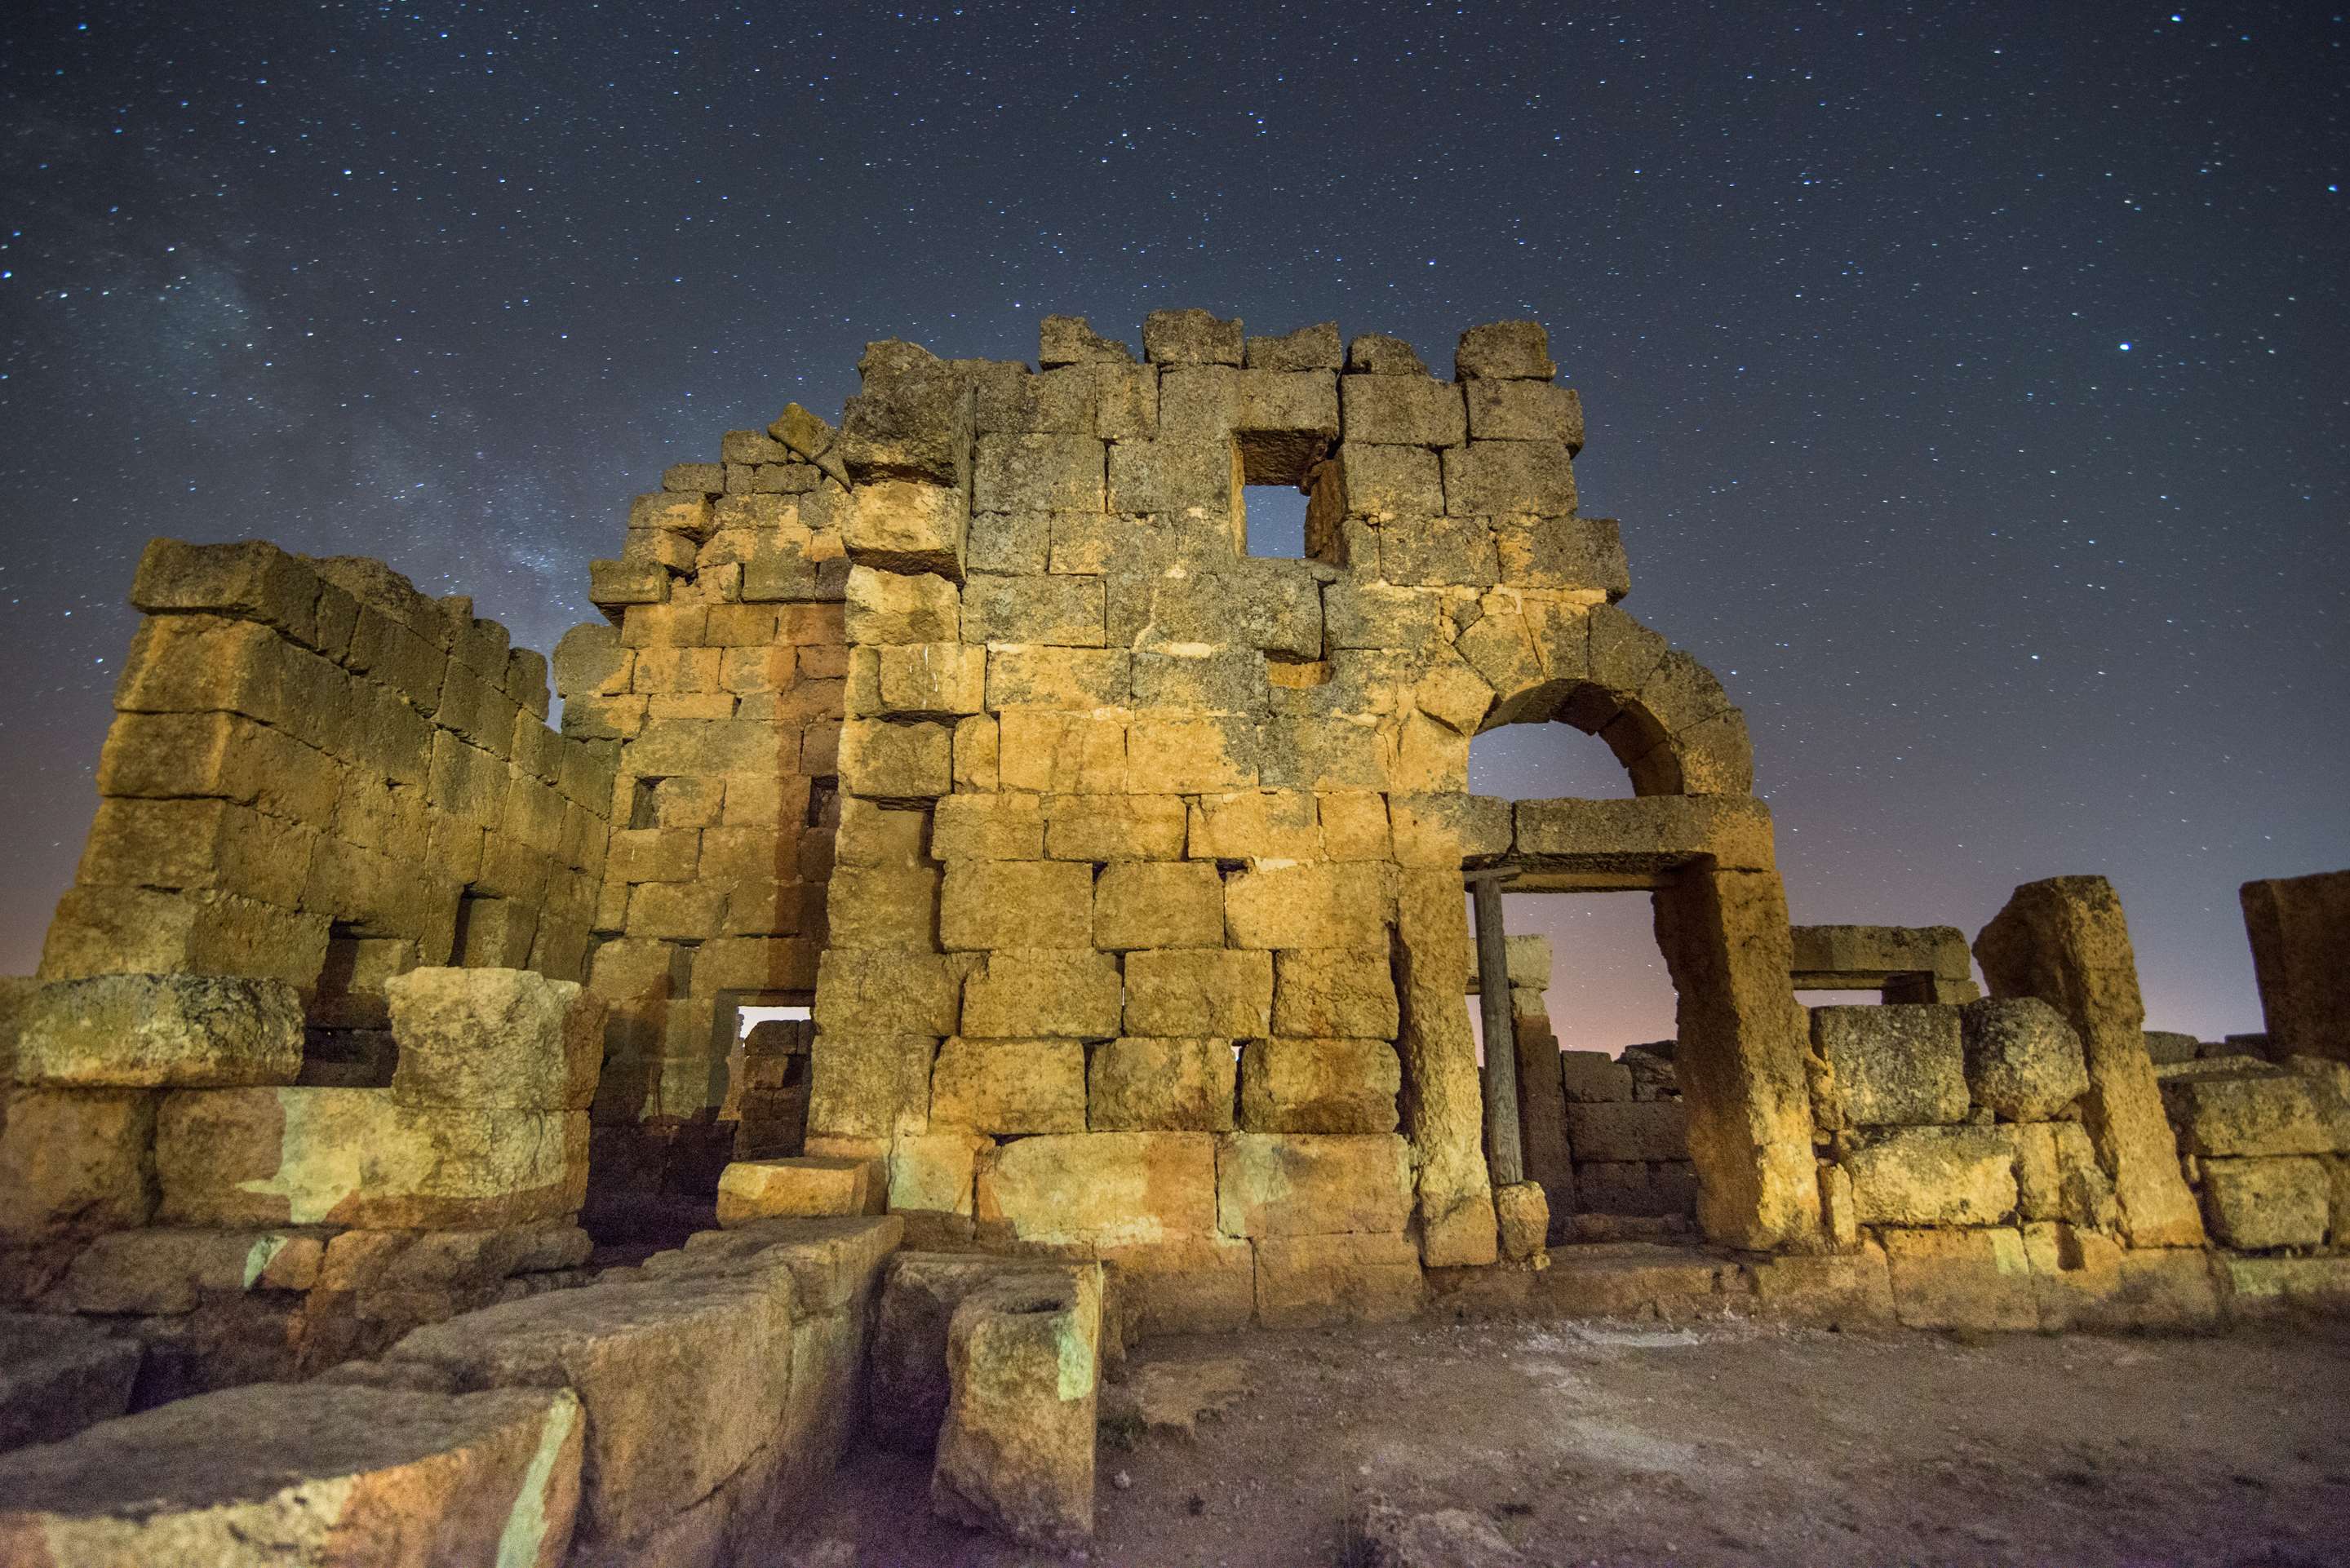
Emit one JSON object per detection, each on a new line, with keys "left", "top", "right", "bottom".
{"left": 767, "top": 1313, "right": 2350, "bottom": 1567}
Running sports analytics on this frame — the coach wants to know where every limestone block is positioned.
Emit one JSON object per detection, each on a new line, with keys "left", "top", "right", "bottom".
{"left": 1747, "top": 1247, "right": 1897, "bottom": 1327}
{"left": 1959, "top": 997, "right": 2091, "bottom": 1122}
{"left": 840, "top": 718, "right": 952, "bottom": 799}
{"left": 1093, "top": 861, "right": 1223, "bottom": 950}
{"left": 2215, "top": 1253, "right": 2350, "bottom": 1315}
{"left": 1124, "top": 948, "right": 1274, "bottom": 1037}
{"left": 1271, "top": 949, "right": 1399, "bottom": 1038}
{"left": 962, "top": 574, "right": 1106, "bottom": 647}
{"left": 1253, "top": 1233, "right": 1421, "bottom": 1328}
{"left": 0, "top": 1312, "right": 140, "bottom": 1452}
{"left": 1811, "top": 1004, "right": 1967, "bottom": 1127}
{"left": 2004, "top": 1122, "right": 2062, "bottom": 1220}
{"left": 384, "top": 968, "right": 600, "bottom": 1112}
{"left": 1842, "top": 1126, "right": 2018, "bottom": 1226}
{"left": 155, "top": 1089, "right": 586, "bottom": 1229}
{"left": 1559, "top": 1050, "right": 1634, "bottom": 1103}
{"left": 1974, "top": 875, "right": 2205, "bottom": 1247}
{"left": 13, "top": 974, "right": 302, "bottom": 1090}
{"left": 1216, "top": 1132, "right": 1412, "bottom": 1238}
{"left": 932, "top": 1272, "right": 1099, "bottom": 1548}
{"left": 0, "top": 1087, "right": 156, "bottom": 1242}
{"left": 2144, "top": 1030, "right": 2202, "bottom": 1065}
{"left": 1130, "top": 649, "right": 1269, "bottom": 715}
{"left": 2050, "top": 1120, "right": 2120, "bottom": 1229}
{"left": 1044, "top": 792, "right": 1187, "bottom": 861}
{"left": 930, "top": 1037, "right": 1088, "bottom": 1134}
{"left": 959, "top": 949, "right": 1122, "bottom": 1039}
{"left": 1143, "top": 307, "right": 1243, "bottom": 365}
{"left": 1381, "top": 515, "right": 1501, "bottom": 589}
{"left": 1441, "top": 440, "right": 1576, "bottom": 517}
{"left": 842, "top": 479, "right": 965, "bottom": 576}
{"left": 1493, "top": 1182, "right": 1550, "bottom": 1261}
{"left": 873, "top": 1253, "right": 1106, "bottom": 1455}
{"left": 716, "top": 1156, "right": 885, "bottom": 1225}
{"left": 1465, "top": 378, "right": 1584, "bottom": 445}
{"left": 805, "top": 1034, "right": 937, "bottom": 1141}
{"left": 2240, "top": 869, "right": 2350, "bottom": 1062}
{"left": 975, "top": 1132, "right": 1218, "bottom": 1248}
{"left": 2199, "top": 1156, "right": 2330, "bottom": 1250}
{"left": 953, "top": 713, "right": 1000, "bottom": 790}
{"left": 1880, "top": 1226, "right": 2038, "bottom": 1331}
{"left": 876, "top": 641, "right": 985, "bottom": 715}
{"left": 996, "top": 709, "right": 1126, "bottom": 793}
{"left": 0, "top": 1382, "right": 583, "bottom": 1566}
{"left": 1333, "top": 442, "right": 1443, "bottom": 517}
{"left": 1040, "top": 314, "right": 1133, "bottom": 367}
{"left": 1246, "top": 321, "right": 1341, "bottom": 371}
{"left": 1563, "top": 1101, "right": 1688, "bottom": 1163}
{"left": 60, "top": 1225, "right": 326, "bottom": 1314}
{"left": 1455, "top": 321, "right": 1555, "bottom": 380}
{"left": 845, "top": 565, "right": 958, "bottom": 644}
{"left": 973, "top": 434, "right": 1106, "bottom": 512}
{"left": 940, "top": 860, "right": 1094, "bottom": 950}
{"left": 381, "top": 1275, "right": 787, "bottom": 1553}
{"left": 967, "top": 511, "right": 1049, "bottom": 575}
{"left": 1088, "top": 1037, "right": 1235, "bottom": 1132}
{"left": 2161, "top": 1071, "right": 2331, "bottom": 1157}
{"left": 1124, "top": 715, "right": 1259, "bottom": 792}
{"left": 1105, "top": 438, "right": 1236, "bottom": 520}
{"left": 986, "top": 645, "right": 1129, "bottom": 711}
{"left": 654, "top": 1213, "right": 902, "bottom": 1316}
{"left": 1186, "top": 790, "right": 1322, "bottom": 861}
{"left": 890, "top": 1130, "right": 991, "bottom": 1217}
{"left": 1340, "top": 374, "right": 1466, "bottom": 446}
{"left": 812, "top": 950, "right": 959, "bottom": 1036}
{"left": 1223, "top": 862, "right": 1393, "bottom": 950}
{"left": 1238, "top": 1039, "right": 1400, "bottom": 1134}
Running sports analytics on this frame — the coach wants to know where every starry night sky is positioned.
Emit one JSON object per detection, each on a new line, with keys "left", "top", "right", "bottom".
{"left": 2, "top": 2, "right": 2343, "bottom": 1048}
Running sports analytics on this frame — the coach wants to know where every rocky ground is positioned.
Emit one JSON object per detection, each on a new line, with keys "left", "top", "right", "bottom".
{"left": 769, "top": 1311, "right": 2350, "bottom": 1567}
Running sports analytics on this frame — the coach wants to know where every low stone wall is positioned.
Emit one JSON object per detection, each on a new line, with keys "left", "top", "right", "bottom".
{"left": 0, "top": 1213, "right": 901, "bottom": 1566}
{"left": 2, "top": 969, "right": 603, "bottom": 1399}
{"left": 2158, "top": 1052, "right": 2350, "bottom": 1251}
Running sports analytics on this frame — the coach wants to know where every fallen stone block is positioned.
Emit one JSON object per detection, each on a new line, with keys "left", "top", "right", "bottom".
{"left": 716, "top": 1156, "right": 885, "bottom": 1225}
{"left": 871, "top": 1253, "right": 1106, "bottom": 1455}
{"left": 1254, "top": 1233, "right": 1422, "bottom": 1328}
{"left": 0, "top": 1312, "right": 138, "bottom": 1454}
{"left": 60, "top": 1225, "right": 329, "bottom": 1314}
{"left": 653, "top": 1214, "right": 903, "bottom": 1315}
{"left": 0, "top": 1380, "right": 583, "bottom": 1566}
{"left": 932, "top": 1271, "right": 1100, "bottom": 1548}
{"left": 12, "top": 974, "right": 304, "bottom": 1089}
{"left": 385, "top": 966, "right": 601, "bottom": 1110}
{"left": 379, "top": 1273, "right": 790, "bottom": 1554}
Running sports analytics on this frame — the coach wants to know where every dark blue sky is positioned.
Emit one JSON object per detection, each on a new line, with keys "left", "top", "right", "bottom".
{"left": 2, "top": 2, "right": 2342, "bottom": 1043}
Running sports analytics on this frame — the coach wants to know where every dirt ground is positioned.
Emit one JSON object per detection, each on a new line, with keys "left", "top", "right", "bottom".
{"left": 767, "top": 1312, "right": 2350, "bottom": 1567}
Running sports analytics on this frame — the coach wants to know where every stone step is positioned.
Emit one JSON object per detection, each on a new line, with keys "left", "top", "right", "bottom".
{"left": 715, "top": 1156, "right": 885, "bottom": 1225}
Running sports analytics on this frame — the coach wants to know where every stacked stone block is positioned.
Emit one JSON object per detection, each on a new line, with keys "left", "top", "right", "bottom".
{"left": 563, "top": 410, "right": 853, "bottom": 1206}
{"left": 797, "top": 309, "right": 1820, "bottom": 1327}
{"left": 1, "top": 968, "right": 601, "bottom": 1402}
{"left": 2158, "top": 1055, "right": 2350, "bottom": 1252}
{"left": 1550, "top": 1043, "right": 1700, "bottom": 1229}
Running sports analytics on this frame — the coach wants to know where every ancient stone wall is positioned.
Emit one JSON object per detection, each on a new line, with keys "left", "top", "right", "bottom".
{"left": 2240, "top": 869, "right": 2350, "bottom": 1065}
{"left": 783, "top": 309, "right": 1818, "bottom": 1330}
{"left": 557, "top": 424, "right": 851, "bottom": 1211}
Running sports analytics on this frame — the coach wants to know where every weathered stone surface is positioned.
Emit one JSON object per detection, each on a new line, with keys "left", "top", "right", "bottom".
{"left": 1958, "top": 997, "right": 2090, "bottom": 1122}
{"left": 1093, "top": 861, "right": 1223, "bottom": 950}
{"left": 0, "top": 1312, "right": 139, "bottom": 1453}
{"left": 2161, "top": 1070, "right": 2334, "bottom": 1157}
{"left": 1223, "top": 862, "right": 1392, "bottom": 949}
{"left": 873, "top": 1253, "right": 1104, "bottom": 1455}
{"left": 975, "top": 1132, "right": 1217, "bottom": 1250}
{"left": 382, "top": 1273, "right": 787, "bottom": 1552}
{"left": 930, "top": 1037, "right": 1088, "bottom": 1133}
{"left": 1123, "top": 948, "right": 1274, "bottom": 1038}
{"left": 1975, "top": 877, "right": 2206, "bottom": 1247}
{"left": 1088, "top": 1037, "right": 1236, "bottom": 1132}
{"left": 805, "top": 1033, "right": 937, "bottom": 1141}
{"left": 13, "top": 974, "right": 304, "bottom": 1089}
{"left": 1842, "top": 1127, "right": 2020, "bottom": 1226}
{"left": 1563, "top": 1101, "right": 1688, "bottom": 1163}
{"left": 959, "top": 949, "right": 1122, "bottom": 1039}
{"left": 1246, "top": 321, "right": 1341, "bottom": 372}
{"left": 940, "top": 860, "right": 1094, "bottom": 950}
{"left": 1493, "top": 1181, "right": 1549, "bottom": 1261}
{"left": 1271, "top": 948, "right": 1399, "bottom": 1037}
{"left": 1746, "top": 1247, "right": 1896, "bottom": 1327}
{"left": 1216, "top": 1132, "right": 1412, "bottom": 1238}
{"left": 0, "top": 1381, "right": 583, "bottom": 1566}
{"left": 384, "top": 967, "right": 601, "bottom": 1111}
{"left": 0, "top": 1087, "right": 156, "bottom": 1242}
{"left": 2199, "top": 1156, "right": 2330, "bottom": 1250}
{"left": 1810, "top": 1004, "right": 1967, "bottom": 1127}
{"left": 716, "top": 1156, "right": 885, "bottom": 1225}
{"left": 1558, "top": 1050, "right": 1634, "bottom": 1104}
{"left": 155, "top": 1088, "right": 585, "bottom": 1229}
{"left": 1039, "top": 315, "right": 1133, "bottom": 368}
{"left": 1238, "top": 1038, "right": 1399, "bottom": 1133}
{"left": 2143, "top": 1030, "right": 2202, "bottom": 1065}
{"left": 2240, "top": 869, "right": 2350, "bottom": 1063}
{"left": 1880, "top": 1225, "right": 2038, "bottom": 1331}
{"left": 60, "top": 1225, "right": 327, "bottom": 1314}
{"left": 1143, "top": 308, "right": 1243, "bottom": 366}
{"left": 1253, "top": 1233, "right": 1421, "bottom": 1328}
{"left": 932, "top": 1271, "right": 1099, "bottom": 1548}
{"left": 1455, "top": 321, "right": 1557, "bottom": 380}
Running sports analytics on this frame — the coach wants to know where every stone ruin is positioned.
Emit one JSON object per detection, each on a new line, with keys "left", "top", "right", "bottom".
{"left": 0, "top": 310, "right": 2344, "bottom": 1561}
